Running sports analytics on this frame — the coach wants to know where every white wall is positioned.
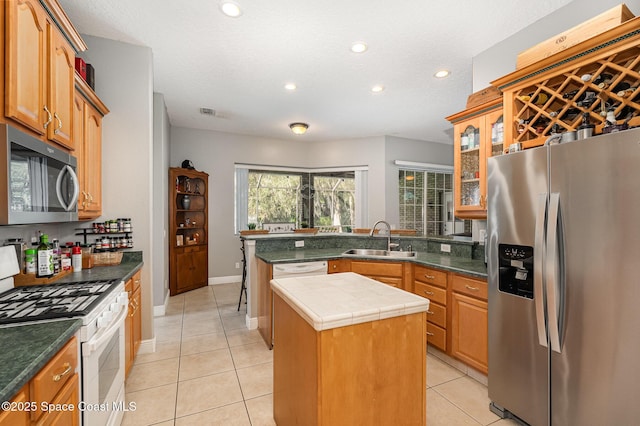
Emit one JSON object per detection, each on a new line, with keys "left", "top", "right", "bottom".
{"left": 152, "top": 93, "right": 170, "bottom": 309}
{"left": 473, "top": 0, "right": 640, "bottom": 90}
{"left": 78, "top": 36, "right": 155, "bottom": 341}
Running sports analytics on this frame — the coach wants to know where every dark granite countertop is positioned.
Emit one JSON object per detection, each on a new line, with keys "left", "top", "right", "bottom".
{"left": 0, "top": 319, "right": 82, "bottom": 403}
{"left": 255, "top": 248, "right": 487, "bottom": 278}
{"left": 54, "top": 251, "right": 144, "bottom": 284}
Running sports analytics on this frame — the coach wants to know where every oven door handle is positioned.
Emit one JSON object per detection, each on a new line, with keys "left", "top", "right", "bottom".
{"left": 82, "top": 305, "right": 128, "bottom": 357}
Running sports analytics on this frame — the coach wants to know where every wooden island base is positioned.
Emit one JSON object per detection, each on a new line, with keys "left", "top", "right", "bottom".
{"left": 273, "top": 293, "right": 426, "bottom": 426}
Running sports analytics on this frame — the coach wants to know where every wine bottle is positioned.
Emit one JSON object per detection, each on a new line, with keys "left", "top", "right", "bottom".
{"left": 594, "top": 73, "right": 613, "bottom": 88}
{"left": 36, "top": 234, "right": 53, "bottom": 278}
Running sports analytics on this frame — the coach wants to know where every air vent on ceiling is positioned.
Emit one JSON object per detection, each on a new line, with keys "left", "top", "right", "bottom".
{"left": 200, "top": 108, "right": 216, "bottom": 116}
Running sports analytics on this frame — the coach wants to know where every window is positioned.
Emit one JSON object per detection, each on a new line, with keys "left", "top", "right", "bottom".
{"left": 248, "top": 172, "right": 301, "bottom": 225}
{"left": 398, "top": 170, "right": 424, "bottom": 235}
{"left": 236, "top": 166, "right": 364, "bottom": 233}
{"left": 312, "top": 173, "right": 355, "bottom": 231}
{"left": 398, "top": 168, "right": 469, "bottom": 237}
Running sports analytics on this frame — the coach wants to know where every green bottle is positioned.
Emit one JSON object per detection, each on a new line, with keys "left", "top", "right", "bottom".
{"left": 36, "top": 234, "right": 53, "bottom": 278}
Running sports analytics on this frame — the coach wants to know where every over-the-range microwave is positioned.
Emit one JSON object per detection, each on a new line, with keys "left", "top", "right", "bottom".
{"left": 0, "top": 123, "right": 79, "bottom": 224}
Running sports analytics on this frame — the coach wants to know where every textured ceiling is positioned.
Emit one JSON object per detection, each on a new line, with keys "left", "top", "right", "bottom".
{"left": 59, "top": 0, "right": 572, "bottom": 143}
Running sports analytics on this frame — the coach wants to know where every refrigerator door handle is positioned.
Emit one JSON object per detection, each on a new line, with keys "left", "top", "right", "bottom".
{"left": 534, "top": 193, "right": 548, "bottom": 348}
{"left": 546, "top": 192, "right": 564, "bottom": 353}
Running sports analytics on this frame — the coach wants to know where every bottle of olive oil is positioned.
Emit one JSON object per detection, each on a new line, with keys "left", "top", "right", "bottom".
{"left": 36, "top": 234, "right": 53, "bottom": 278}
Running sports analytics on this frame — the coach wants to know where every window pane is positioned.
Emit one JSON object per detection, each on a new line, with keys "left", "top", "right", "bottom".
{"left": 312, "top": 175, "right": 355, "bottom": 230}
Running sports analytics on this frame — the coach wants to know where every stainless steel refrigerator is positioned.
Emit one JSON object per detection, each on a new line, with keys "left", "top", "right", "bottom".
{"left": 487, "top": 128, "right": 640, "bottom": 426}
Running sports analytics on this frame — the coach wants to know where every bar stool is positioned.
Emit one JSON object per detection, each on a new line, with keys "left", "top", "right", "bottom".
{"left": 237, "top": 240, "right": 248, "bottom": 311}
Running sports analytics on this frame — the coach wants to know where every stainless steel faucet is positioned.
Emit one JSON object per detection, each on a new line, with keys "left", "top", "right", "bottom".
{"left": 370, "top": 220, "right": 397, "bottom": 251}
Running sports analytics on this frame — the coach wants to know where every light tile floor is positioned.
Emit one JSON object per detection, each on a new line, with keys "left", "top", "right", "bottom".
{"left": 123, "top": 283, "right": 520, "bottom": 426}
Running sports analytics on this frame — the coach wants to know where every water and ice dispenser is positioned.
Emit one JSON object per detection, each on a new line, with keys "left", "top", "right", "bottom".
{"left": 498, "top": 244, "right": 534, "bottom": 299}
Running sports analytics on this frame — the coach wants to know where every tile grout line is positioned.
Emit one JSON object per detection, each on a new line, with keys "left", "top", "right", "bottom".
{"left": 215, "top": 283, "right": 255, "bottom": 425}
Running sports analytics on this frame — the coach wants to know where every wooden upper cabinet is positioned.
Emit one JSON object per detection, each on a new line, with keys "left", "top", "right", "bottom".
{"left": 447, "top": 100, "right": 504, "bottom": 219}
{"left": 47, "top": 23, "right": 75, "bottom": 148}
{"left": 83, "top": 104, "right": 102, "bottom": 215}
{"left": 6, "top": 0, "right": 77, "bottom": 150}
{"left": 6, "top": 0, "right": 47, "bottom": 136}
{"left": 75, "top": 75, "right": 108, "bottom": 219}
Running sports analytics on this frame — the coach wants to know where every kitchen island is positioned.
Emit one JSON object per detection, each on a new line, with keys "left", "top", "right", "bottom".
{"left": 271, "top": 272, "right": 429, "bottom": 425}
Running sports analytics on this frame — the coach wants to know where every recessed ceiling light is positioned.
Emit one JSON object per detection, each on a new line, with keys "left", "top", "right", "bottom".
{"left": 371, "top": 85, "right": 385, "bottom": 93}
{"left": 351, "top": 42, "right": 368, "bottom": 53}
{"left": 434, "top": 69, "right": 450, "bottom": 78}
{"left": 220, "top": 1, "right": 242, "bottom": 17}
{"left": 284, "top": 83, "right": 297, "bottom": 91}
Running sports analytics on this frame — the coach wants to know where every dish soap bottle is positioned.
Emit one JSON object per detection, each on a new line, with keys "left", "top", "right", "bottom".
{"left": 36, "top": 234, "right": 53, "bottom": 278}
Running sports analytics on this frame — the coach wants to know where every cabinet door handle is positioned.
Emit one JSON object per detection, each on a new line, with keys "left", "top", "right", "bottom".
{"left": 423, "top": 290, "right": 434, "bottom": 295}
{"left": 424, "top": 274, "right": 435, "bottom": 279}
{"left": 427, "top": 310, "right": 434, "bottom": 315}
{"left": 426, "top": 332, "right": 434, "bottom": 336}
{"left": 43, "top": 105, "right": 52, "bottom": 129}
{"left": 465, "top": 285, "right": 480, "bottom": 291}
{"left": 53, "top": 362, "right": 72, "bottom": 382}
{"left": 54, "top": 112, "right": 62, "bottom": 134}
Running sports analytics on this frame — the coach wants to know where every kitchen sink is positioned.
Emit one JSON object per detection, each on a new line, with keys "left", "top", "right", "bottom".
{"left": 342, "top": 249, "right": 416, "bottom": 258}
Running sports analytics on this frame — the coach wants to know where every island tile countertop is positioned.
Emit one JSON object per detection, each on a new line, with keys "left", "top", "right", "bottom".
{"left": 256, "top": 248, "right": 487, "bottom": 278}
{"left": 271, "top": 272, "right": 430, "bottom": 331}
{"left": 0, "top": 319, "right": 82, "bottom": 403}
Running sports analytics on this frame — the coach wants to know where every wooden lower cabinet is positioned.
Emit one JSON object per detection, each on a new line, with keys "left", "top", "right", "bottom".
{"left": 273, "top": 293, "right": 426, "bottom": 425}
{"left": 413, "top": 265, "right": 448, "bottom": 352}
{"left": 413, "top": 265, "right": 488, "bottom": 373}
{"left": 0, "top": 384, "right": 30, "bottom": 426}
{"left": 0, "top": 337, "right": 80, "bottom": 426}
{"left": 350, "top": 259, "right": 408, "bottom": 289}
{"left": 327, "top": 259, "right": 349, "bottom": 273}
{"left": 172, "top": 246, "right": 208, "bottom": 294}
{"left": 125, "top": 270, "right": 142, "bottom": 378}
{"left": 257, "top": 259, "right": 273, "bottom": 348}
{"left": 450, "top": 274, "right": 488, "bottom": 374}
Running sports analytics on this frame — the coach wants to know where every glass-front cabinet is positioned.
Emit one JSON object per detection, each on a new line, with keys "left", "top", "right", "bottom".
{"left": 447, "top": 99, "right": 503, "bottom": 219}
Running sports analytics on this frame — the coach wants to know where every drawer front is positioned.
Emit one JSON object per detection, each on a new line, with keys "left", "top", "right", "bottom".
{"left": 351, "top": 261, "right": 403, "bottom": 277}
{"left": 426, "top": 302, "right": 446, "bottom": 328}
{"left": 452, "top": 274, "right": 488, "bottom": 301}
{"left": 414, "top": 265, "right": 447, "bottom": 288}
{"left": 369, "top": 276, "right": 403, "bottom": 288}
{"left": 426, "top": 323, "right": 446, "bottom": 352}
{"left": 31, "top": 337, "right": 78, "bottom": 422}
{"left": 414, "top": 281, "right": 446, "bottom": 305}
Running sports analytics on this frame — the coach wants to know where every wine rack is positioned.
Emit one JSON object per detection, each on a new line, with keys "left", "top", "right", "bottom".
{"left": 494, "top": 17, "right": 640, "bottom": 149}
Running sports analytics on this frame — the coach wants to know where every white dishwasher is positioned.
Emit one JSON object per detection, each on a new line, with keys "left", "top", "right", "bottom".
{"left": 269, "top": 261, "right": 328, "bottom": 347}
{"left": 272, "top": 260, "right": 328, "bottom": 278}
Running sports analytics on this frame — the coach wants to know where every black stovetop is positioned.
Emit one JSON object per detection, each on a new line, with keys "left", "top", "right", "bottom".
{"left": 0, "top": 279, "right": 119, "bottom": 325}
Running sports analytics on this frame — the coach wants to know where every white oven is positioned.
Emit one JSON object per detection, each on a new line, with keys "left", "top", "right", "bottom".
{"left": 81, "top": 285, "right": 128, "bottom": 426}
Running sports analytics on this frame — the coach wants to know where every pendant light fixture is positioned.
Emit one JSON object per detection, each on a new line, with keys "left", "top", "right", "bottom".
{"left": 289, "top": 122, "right": 309, "bottom": 135}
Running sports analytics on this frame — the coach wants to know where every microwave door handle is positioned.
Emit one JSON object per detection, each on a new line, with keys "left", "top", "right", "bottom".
{"left": 534, "top": 193, "right": 548, "bottom": 348}
{"left": 65, "top": 165, "right": 80, "bottom": 211}
{"left": 55, "top": 165, "right": 80, "bottom": 212}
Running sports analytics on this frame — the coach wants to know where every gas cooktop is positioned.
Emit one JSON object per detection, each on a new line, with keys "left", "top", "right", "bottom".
{"left": 0, "top": 279, "right": 120, "bottom": 325}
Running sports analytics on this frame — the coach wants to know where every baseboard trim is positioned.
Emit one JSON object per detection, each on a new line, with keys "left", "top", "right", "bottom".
{"left": 153, "top": 291, "right": 170, "bottom": 317}
{"left": 209, "top": 275, "right": 242, "bottom": 285}
{"left": 138, "top": 337, "right": 156, "bottom": 355}
{"left": 246, "top": 315, "right": 258, "bottom": 330}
